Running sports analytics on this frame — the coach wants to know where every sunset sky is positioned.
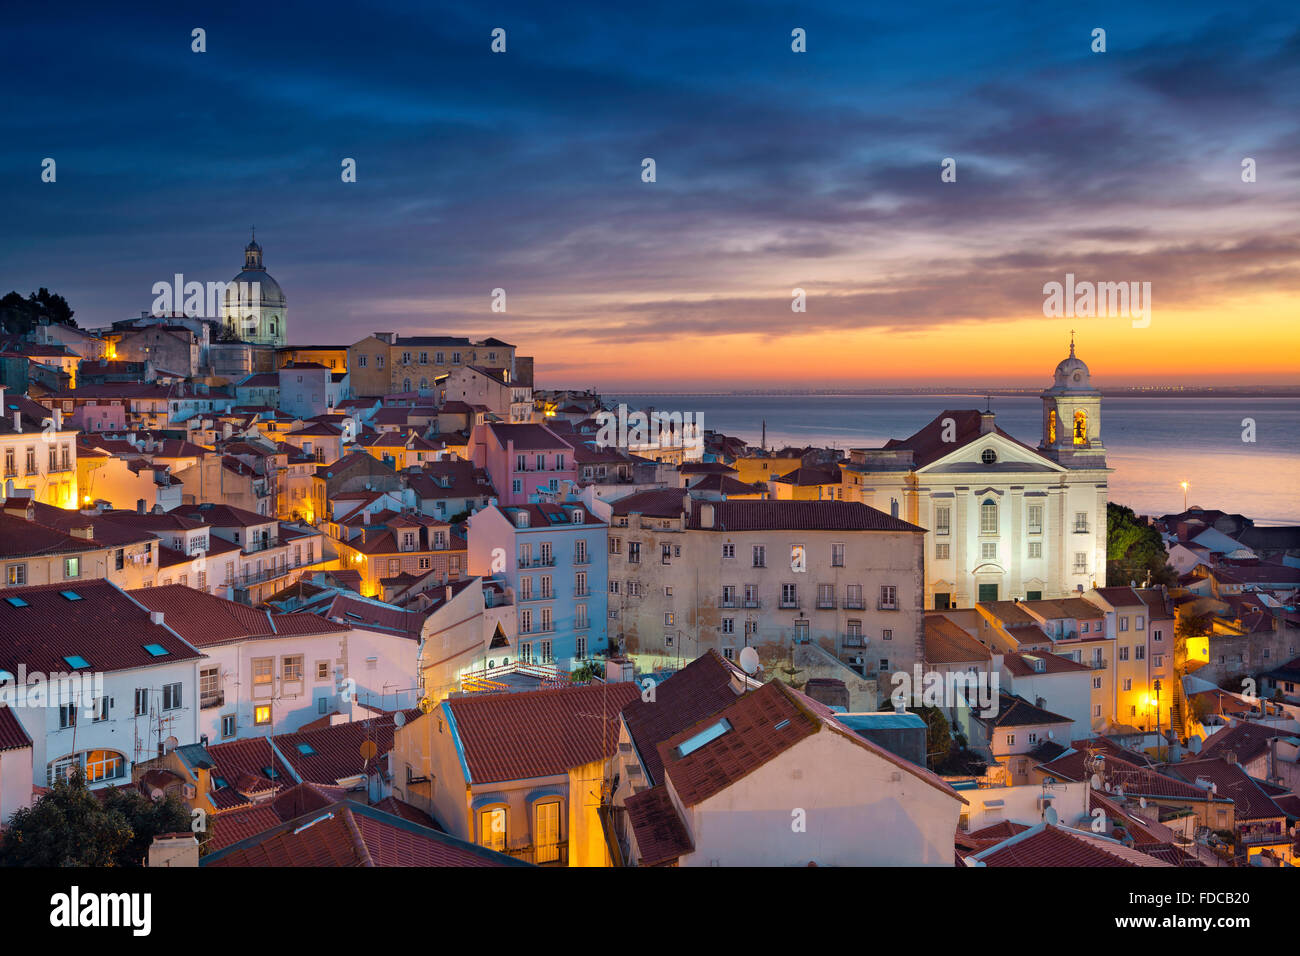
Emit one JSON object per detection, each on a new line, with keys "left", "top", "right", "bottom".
{"left": 3, "top": 1, "right": 1297, "bottom": 389}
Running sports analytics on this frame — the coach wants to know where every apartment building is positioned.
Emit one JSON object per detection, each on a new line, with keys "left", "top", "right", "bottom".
{"left": 347, "top": 333, "right": 516, "bottom": 398}
{"left": 600, "top": 492, "right": 926, "bottom": 679}
{"left": 466, "top": 498, "right": 609, "bottom": 670}
{"left": 0, "top": 389, "right": 79, "bottom": 508}
{"left": 469, "top": 422, "right": 576, "bottom": 507}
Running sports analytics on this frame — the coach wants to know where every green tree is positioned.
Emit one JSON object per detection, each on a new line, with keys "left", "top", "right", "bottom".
{"left": 1106, "top": 502, "right": 1176, "bottom": 587}
{"left": 0, "top": 771, "right": 131, "bottom": 866}
{"left": 911, "top": 705, "right": 952, "bottom": 770}
{"left": 101, "top": 786, "right": 192, "bottom": 866}
{"left": 0, "top": 288, "right": 76, "bottom": 334}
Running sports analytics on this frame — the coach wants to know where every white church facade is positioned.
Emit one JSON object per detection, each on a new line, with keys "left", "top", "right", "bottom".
{"left": 844, "top": 339, "right": 1110, "bottom": 609}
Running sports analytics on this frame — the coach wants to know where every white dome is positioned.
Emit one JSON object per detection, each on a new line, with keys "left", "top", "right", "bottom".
{"left": 1053, "top": 339, "right": 1090, "bottom": 388}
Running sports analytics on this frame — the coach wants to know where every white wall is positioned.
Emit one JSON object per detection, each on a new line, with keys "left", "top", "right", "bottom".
{"left": 680, "top": 729, "right": 961, "bottom": 866}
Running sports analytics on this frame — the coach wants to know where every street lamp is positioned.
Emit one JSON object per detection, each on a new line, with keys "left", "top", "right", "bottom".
{"left": 1180, "top": 481, "right": 1189, "bottom": 511}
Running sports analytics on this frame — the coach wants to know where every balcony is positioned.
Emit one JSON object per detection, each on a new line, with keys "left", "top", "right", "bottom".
{"left": 743, "top": 599, "right": 762, "bottom": 609}
{"left": 779, "top": 600, "right": 801, "bottom": 610}
{"left": 502, "top": 841, "right": 568, "bottom": 866}
{"left": 519, "top": 557, "right": 557, "bottom": 568}
{"left": 573, "top": 556, "right": 591, "bottom": 566}
{"left": 877, "top": 602, "right": 898, "bottom": 611}
{"left": 844, "top": 599, "right": 864, "bottom": 610}
{"left": 842, "top": 634, "right": 866, "bottom": 648}
{"left": 817, "top": 598, "right": 836, "bottom": 610}
{"left": 719, "top": 598, "right": 737, "bottom": 608}
{"left": 1088, "top": 658, "right": 1108, "bottom": 670}
{"left": 200, "top": 691, "right": 225, "bottom": 710}
{"left": 573, "top": 587, "right": 589, "bottom": 598}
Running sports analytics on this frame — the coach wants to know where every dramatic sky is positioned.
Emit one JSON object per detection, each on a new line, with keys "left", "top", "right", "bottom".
{"left": 3, "top": 1, "right": 1298, "bottom": 389}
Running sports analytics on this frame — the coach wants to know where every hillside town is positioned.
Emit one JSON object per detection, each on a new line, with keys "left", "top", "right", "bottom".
{"left": 0, "top": 248, "right": 1297, "bottom": 868}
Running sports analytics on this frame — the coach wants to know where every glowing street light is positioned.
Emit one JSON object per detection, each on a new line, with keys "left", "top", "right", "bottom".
{"left": 1180, "top": 480, "right": 1189, "bottom": 511}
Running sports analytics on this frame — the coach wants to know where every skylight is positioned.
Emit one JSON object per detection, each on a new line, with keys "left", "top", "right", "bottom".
{"left": 212, "top": 775, "right": 228, "bottom": 789}
{"left": 143, "top": 643, "right": 169, "bottom": 657}
{"left": 4, "top": 597, "right": 28, "bottom": 608}
{"left": 64, "top": 655, "right": 90, "bottom": 669}
{"left": 262, "top": 766, "right": 279, "bottom": 779}
{"left": 297, "top": 743, "right": 316, "bottom": 755}
{"left": 60, "top": 591, "right": 82, "bottom": 601}
{"left": 674, "top": 718, "right": 732, "bottom": 759}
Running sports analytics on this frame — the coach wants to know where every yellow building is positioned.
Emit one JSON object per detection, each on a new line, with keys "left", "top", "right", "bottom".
{"left": 0, "top": 392, "right": 79, "bottom": 508}
{"left": 276, "top": 345, "right": 348, "bottom": 372}
{"left": 732, "top": 455, "right": 801, "bottom": 486}
{"left": 769, "top": 464, "right": 844, "bottom": 501}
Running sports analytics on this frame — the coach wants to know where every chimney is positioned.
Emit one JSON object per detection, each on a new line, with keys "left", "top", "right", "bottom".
{"left": 147, "top": 833, "right": 199, "bottom": 868}
{"left": 136, "top": 498, "right": 146, "bottom": 514}
{"left": 363, "top": 510, "right": 370, "bottom": 524}
{"left": 700, "top": 502, "right": 715, "bottom": 529}
{"left": 150, "top": 611, "right": 165, "bottom": 625}
{"left": 11, "top": 410, "right": 19, "bottom": 433}
{"left": 980, "top": 411, "right": 996, "bottom": 435}
{"left": 70, "top": 525, "right": 94, "bottom": 540}
{"left": 444, "top": 585, "right": 452, "bottom": 602}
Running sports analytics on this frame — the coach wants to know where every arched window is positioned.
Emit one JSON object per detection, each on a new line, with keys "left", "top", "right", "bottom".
{"left": 1073, "top": 410, "right": 1087, "bottom": 444}
{"left": 980, "top": 498, "right": 998, "bottom": 535}
{"left": 403, "top": 378, "right": 412, "bottom": 392}
{"left": 1048, "top": 409, "right": 1057, "bottom": 444}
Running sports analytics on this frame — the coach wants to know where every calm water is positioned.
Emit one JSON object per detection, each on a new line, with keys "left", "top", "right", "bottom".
{"left": 611, "top": 394, "right": 1300, "bottom": 524}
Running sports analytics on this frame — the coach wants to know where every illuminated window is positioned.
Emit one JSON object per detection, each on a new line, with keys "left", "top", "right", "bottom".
{"left": 980, "top": 499, "right": 998, "bottom": 535}
{"left": 1073, "top": 410, "right": 1087, "bottom": 444}
{"left": 1048, "top": 409, "right": 1057, "bottom": 443}
{"left": 481, "top": 807, "right": 507, "bottom": 851}
{"left": 254, "top": 705, "right": 272, "bottom": 725}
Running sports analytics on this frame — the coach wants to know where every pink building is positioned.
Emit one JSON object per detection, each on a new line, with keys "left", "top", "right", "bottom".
{"left": 469, "top": 422, "right": 575, "bottom": 505}
{"left": 69, "top": 403, "right": 127, "bottom": 433}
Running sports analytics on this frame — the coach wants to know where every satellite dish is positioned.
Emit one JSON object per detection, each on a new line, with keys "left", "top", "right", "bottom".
{"left": 359, "top": 740, "right": 378, "bottom": 761}
{"left": 1044, "top": 807, "right": 1059, "bottom": 825}
{"left": 738, "top": 646, "right": 760, "bottom": 675}
{"left": 418, "top": 697, "right": 434, "bottom": 714}
{"left": 1188, "top": 735, "right": 1203, "bottom": 754}
{"left": 150, "top": 788, "right": 164, "bottom": 803}
{"left": 1090, "top": 773, "right": 1102, "bottom": 790}
{"left": 394, "top": 711, "right": 405, "bottom": 729}
{"left": 1047, "top": 730, "right": 1054, "bottom": 740}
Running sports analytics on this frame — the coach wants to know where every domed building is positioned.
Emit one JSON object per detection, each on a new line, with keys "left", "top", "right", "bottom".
{"left": 222, "top": 233, "right": 287, "bottom": 347}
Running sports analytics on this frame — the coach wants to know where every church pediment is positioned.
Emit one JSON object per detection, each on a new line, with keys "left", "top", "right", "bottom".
{"left": 919, "top": 431, "right": 1065, "bottom": 475}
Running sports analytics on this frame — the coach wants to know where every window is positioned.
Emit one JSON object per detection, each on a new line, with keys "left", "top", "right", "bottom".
{"left": 1074, "top": 512, "right": 1090, "bottom": 534}
{"left": 879, "top": 586, "right": 897, "bottom": 609}
{"left": 817, "top": 583, "right": 834, "bottom": 608}
{"left": 1006, "top": 734, "right": 1016, "bottom": 746}
{"left": 664, "top": 612, "right": 675, "bottom": 626}
{"left": 722, "top": 618, "right": 735, "bottom": 634}
{"left": 25, "top": 446, "right": 36, "bottom": 474}
{"left": 134, "top": 688, "right": 149, "bottom": 716}
{"left": 1028, "top": 541, "right": 1042, "bottom": 559}
{"left": 1123, "top": 678, "right": 1133, "bottom": 691}
{"left": 254, "top": 705, "right": 272, "bottom": 726}
{"left": 1073, "top": 552, "right": 1087, "bottom": 573}
{"left": 253, "top": 657, "right": 274, "bottom": 686}
{"left": 283, "top": 655, "right": 304, "bottom": 682}
{"left": 627, "top": 580, "right": 641, "bottom": 597}
{"left": 722, "top": 585, "right": 736, "bottom": 607}
{"left": 1073, "top": 410, "right": 1087, "bottom": 444}
{"left": 1027, "top": 504, "right": 1043, "bottom": 534}
{"left": 1136, "top": 615, "right": 1145, "bottom": 629}
{"left": 781, "top": 584, "right": 798, "bottom": 608}
{"left": 1152, "top": 629, "right": 1163, "bottom": 642}
{"left": 1093, "top": 677, "right": 1102, "bottom": 689}
{"left": 628, "top": 542, "right": 641, "bottom": 564}
{"left": 1135, "top": 645, "right": 1145, "bottom": 661}
{"left": 981, "top": 448, "right": 997, "bottom": 465}
{"left": 575, "top": 605, "right": 588, "bottom": 629}
{"left": 752, "top": 545, "right": 766, "bottom": 568}
{"left": 1119, "top": 616, "right": 1129, "bottom": 632}
{"left": 520, "top": 609, "right": 532, "bottom": 634}
{"left": 744, "top": 584, "right": 759, "bottom": 607}
{"left": 981, "top": 542, "right": 997, "bottom": 560}
{"left": 64, "top": 557, "right": 80, "bottom": 579}
{"left": 162, "top": 683, "right": 182, "bottom": 711}
{"left": 1081, "top": 621, "right": 1089, "bottom": 633}
{"left": 609, "top": 537, "right": 622, "bottom": 555}
{"left": 59, "top": 703, "right": 77, "bottom": 729}
{"left": 936, "top": 543, "right": 950, "bottom": 560}
{"left": 221, "top": 714, "right": 236, "bottom": 738}
{"left": 980, "top": 499, "right": 997, "bottom": 535}
{"left": 935, "top": 506, "right": 950, "bottom": 536}
{"left": 846, "top": 584, "right": 863, "bottom": 609}
{"left": 1154, "top": 654, "right": 1164, "bottom": 668}
{"left": 1119, "top": 646, "right": 1130, "bottom": 662}
{"left": 481, "top": 808, "right": 507, "bottom": 852}
{"left": 661, "top": 543, "right": 672, "bottom": 565}
{"left": 200, "top": 667, "right": 221, "bottom": 706}
{"left": 6, "top": 564, "right": 26, "bottom": 586}
{"left": 539, "top": 640, "right": 552, "bottom": 663}
{"left": 831, "top": 543, "right": 844, "bottom": 567}
{"left": 722, "top": 543, "right": 735, "bottom": 559}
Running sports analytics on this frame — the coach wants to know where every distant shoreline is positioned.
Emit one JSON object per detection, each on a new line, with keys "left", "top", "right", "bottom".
{"left": 595, "top": 388, "right": 1300, "bottom": 399}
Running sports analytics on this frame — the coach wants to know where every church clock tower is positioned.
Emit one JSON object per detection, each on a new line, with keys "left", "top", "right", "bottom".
{"left": 1039, "top": 335, "right": 1105, "bottom": 469}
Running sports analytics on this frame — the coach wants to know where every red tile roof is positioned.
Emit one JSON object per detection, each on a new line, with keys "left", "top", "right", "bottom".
{"left": 924, "top": 616, "right": 992, "bottom": 665}
{"left": 621, "top": 650, "right": 745, "bottom": 787}
{"left": 202, "top": 800, "right": 525, "bottom": 867}
{"left": 484, "top": 422, "right": 574, "bottom": 452}
{"left": 273, "top": 711, "right": 422, "bottom": 786}
{"left": 970, "top": 823, "right": 1172, "bottom": 867}
{"left": 444, "top": 682, "right": 642, "bottom": 784}
{"left": 197, "top": 738, "right": 297, "bottom": 811}
{"left": 878, "top": 409, "right": 1052, "bottom": 469}
{"left": 1003, "top": 651, "right": 1091, "bottom": 677}
{"left": 130, "top": 585, "right": 346, "bottom": 647}
{"left": 625, "top": 784, "right": 694, "bottom": 865}
{"left": 1165, "top": 757, "right": 1290, "bottom": 822}
{"left": 686, "top": 500, "right": 922, "bottom": 533}
{"left": 0, "top": 706, "right": 32, "bottom": 752}
{"left": 0, "top": 580, "right": 203, "bottom": 676}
